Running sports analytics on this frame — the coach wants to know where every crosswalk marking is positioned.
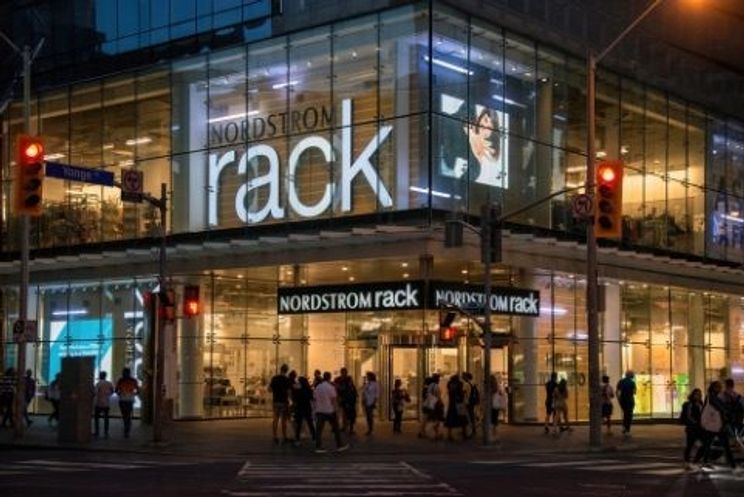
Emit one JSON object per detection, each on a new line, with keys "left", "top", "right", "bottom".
{"left": 1, "top": 457, "right": 191, "bottom": 477}
{"left": 470, "top": 455, "right": 743, "bottom": 482}
{"left": 226, "top": 461, "right": 462, "bottom": 497}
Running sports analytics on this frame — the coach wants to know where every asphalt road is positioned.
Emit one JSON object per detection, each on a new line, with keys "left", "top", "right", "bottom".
{"left": 0, "top": 445, "right": 741, "bottom": 497}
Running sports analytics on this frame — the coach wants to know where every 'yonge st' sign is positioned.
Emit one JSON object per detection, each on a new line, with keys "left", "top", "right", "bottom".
{"left": 208, "top": 99, "right": 393, "bottom": 226}
{"left": 277, "top": 281, "right": 540, "bottom": 317}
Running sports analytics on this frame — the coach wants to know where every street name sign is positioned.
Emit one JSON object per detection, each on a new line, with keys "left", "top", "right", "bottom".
{"left": 45, "top": 162, "right": 114, "bottom": 187}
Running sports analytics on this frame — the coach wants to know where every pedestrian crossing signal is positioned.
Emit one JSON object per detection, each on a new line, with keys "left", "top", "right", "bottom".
{"left": 15, "top": 135, "right": 45, "bottom": 216}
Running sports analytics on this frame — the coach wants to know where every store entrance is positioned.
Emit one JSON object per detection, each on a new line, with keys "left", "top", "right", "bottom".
{"left": 387, "top": 345, "right": 462, "bottom": 420}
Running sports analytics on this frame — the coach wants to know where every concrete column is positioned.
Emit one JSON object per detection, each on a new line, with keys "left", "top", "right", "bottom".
{"left": 518, "top": 269, "right": 540, "bottom": 422}
{"left": 688, "top": 293, "right": 706, "bottom": 390}
{"left": 602, "top": 283, "right": 622, "bottom": 383}
{"left": 178, "top": 297, "right": 204, "bottom": 419}
{"left": 533, "top": 78, "right": 554, "bottom": 228}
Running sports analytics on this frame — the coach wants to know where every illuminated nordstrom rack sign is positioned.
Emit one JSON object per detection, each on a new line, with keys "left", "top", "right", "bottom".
{"left": 207, "top": 99, "right": 393, "bottom": 226}
{"left": 278, "top": 281, "right": 539, "bottom": 316}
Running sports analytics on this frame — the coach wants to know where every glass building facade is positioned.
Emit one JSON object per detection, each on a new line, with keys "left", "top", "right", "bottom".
{"left": 1, "top": 1, "right": 743, "bottom": 422}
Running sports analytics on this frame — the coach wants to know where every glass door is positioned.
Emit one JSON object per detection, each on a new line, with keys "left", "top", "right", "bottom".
{"left": 390, "top": 347, "right": 420, "bottom": 419}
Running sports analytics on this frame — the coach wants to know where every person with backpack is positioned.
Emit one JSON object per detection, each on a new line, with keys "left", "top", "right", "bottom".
{"left": 720, "top": 378, "right": 743, "bottom": 428}
{"left": 601, "top": 375, "right": 615, "bottom": 435}
{"left": 616, "top": 370, "right": 637, "bottom": 438}
{"left": 696, "top": 380, "right": 739, "bottom": 473}
{"left": 462, "top": 372, "right": 479, "bottom": 438}
{"left": 391, "top": 378, "right": 410, "bottom": 434}
{"left": 115, "top": 367, "right": 139, "bottom": 439}
{"left": 334, "top": 368, "right": 358, "bottom": 435}
{"left": 418, "top": 374, "right": 442, "bottom": 440}
{"left": 680, "top": 388, "right": 703, "bottom": 470}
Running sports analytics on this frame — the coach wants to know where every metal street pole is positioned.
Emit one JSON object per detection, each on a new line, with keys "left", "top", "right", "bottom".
{"left": 481, "top": 205, "right": 493, "bottom": 445}
{"left": 152, "top": 182, "right": 167, "bottom": 443}
{"left": 14, "top": 45, "right": 31, "bottom": 439}
{"left": 585, "top": 50, "right": 602, "bottom": 448}
{"left": 585, "top": 0, "right": 664, "bottom": 448}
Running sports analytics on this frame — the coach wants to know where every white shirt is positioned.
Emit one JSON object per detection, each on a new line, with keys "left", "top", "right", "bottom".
{"left": 362, "top": 381, "right": 379, "bottom": 406}
{"left": 313, "top": 381, "right": 337, "bottom": 414}
{"left": 94, "top": 380, "right": 115, "bottom": 408}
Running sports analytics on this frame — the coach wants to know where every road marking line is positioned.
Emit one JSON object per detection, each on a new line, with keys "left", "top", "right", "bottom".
{"left": 526, "top": 459, "right": 619, "bottom": 468}
{"left": 19, "top": 459, "right": 145, "bottom": 470}
{"left": 639, "top": 468, "right": 685, "bottom": 476}
{"left": 470, "top": 459, "right": 531, "bottom": 465}
{"left": 399, "top": 461, "right": 433, "bottom": 480}
{"left": 580, "top": 462, "right": 674, "bottom": 471}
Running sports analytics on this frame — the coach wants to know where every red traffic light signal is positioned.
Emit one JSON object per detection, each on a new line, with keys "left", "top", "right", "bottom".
{"left": 15, "top": 135, "right": 45, "bottom": 216}
{"left": 594, "top": 160, "right": 624, "bottom": 239}
{"left": 183, "top": 285, "right": 200, "bottom": 317}
{"left": 438, "top": 309, "right": 458, "bottom": 345}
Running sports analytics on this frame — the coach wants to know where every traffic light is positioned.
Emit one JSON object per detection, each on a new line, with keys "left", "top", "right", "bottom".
{"left": 15, "top": 135, "right": 44, "bottom": 216}
{"left": 183, "top": 285, "right": 200, "bottom": 317}
{"left": 480, "top": 203, "right": 502, "bottom": 264}
{"left": 439, "top": 309, "right": 457, "bottom": 345}
{"left": 594, "top": 160, "right": 624, "bottom": 239}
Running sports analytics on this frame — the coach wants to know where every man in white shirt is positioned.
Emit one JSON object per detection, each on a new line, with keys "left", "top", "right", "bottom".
{"left": 362, "top": 371, "right": 380, "bottom": 435}
{"left": 313, "top": 372, "right": 348, "bottom": 453}
{"left": 93, "top": 371, "right": 115, "bottom": 438}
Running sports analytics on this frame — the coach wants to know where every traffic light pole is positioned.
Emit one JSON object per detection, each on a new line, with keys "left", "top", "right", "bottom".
{"left": 585, "top": 50, "right": 602, "bottom": 449}
{"left": 14, "top": 45, "right": 31, "bottom": 440}
{"left": 481, "top": 207, "right": 493, "bottom": 446}
{"left": 585, "top": 0, "right": 664, "bottom": 449}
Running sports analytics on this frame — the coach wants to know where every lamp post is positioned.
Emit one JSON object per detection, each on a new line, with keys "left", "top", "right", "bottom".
{"left": 585, "top": 0, "right": 664, "bottom": 448}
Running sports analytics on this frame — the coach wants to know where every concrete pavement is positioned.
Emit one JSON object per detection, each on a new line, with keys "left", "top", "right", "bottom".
{"left": 0, "top": 416, "right": 688, "bottom": 459}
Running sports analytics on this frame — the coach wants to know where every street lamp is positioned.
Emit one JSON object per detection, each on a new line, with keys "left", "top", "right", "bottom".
{"left": 585, "top": 0, "right": 665, "bottom": 448}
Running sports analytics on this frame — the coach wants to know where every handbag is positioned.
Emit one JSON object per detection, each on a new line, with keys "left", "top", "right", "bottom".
{"left": 492, "top": 391, "right": 506, "bottom": 410}
{"left": 700, "top": 401, "right": 722, "bottom": 433}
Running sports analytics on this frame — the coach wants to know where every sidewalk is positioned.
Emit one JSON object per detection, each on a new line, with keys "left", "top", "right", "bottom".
{"left": 0, "top": 416, "right": 686, "bottom": 459}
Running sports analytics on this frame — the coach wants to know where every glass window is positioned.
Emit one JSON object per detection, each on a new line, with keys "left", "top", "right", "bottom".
{"left": 136, "top": 68, "right": 171, "bottom": 160}
{"left": 334, "top": 17, "right": 376, "bottom": 126}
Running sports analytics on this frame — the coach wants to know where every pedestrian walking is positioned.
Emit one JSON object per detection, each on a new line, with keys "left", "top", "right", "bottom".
{"left": 444, "top": 374, "right": 468, "bottom": 441}
{"left": 46, "top": 373, "right": 61, "bottom": 426}
{"left": 616, "top": 370, "right": 637, "bottom": 438}
{"left": 312, "top": 369, "right": 323, "bottom": 388}
{"left": 696, "top": 380, "right": 740, "bottom": 473}
{"left": 115, "top": 367, "right": 139, "bottom": 439}
{"left": 334, "top": 368, "right": 358, "bottom": 435}
{"left": 362, "top": 371, "right": 379, "bottom": 435}
{"left": 391, "top": 379, "right": 410, "bottom": 434}
{"left": 314, "top": 371, "right": 348, "bottom": 453}
{"left": 543, "top": 372, "right": 557, "bottom": 434}
{"left": 462, "top": 372, "right": 479, "bottom": 438}
{"left": 680, "top": 388, "right": 703, "bottom": 470}
{"left": 93, "top": 371, "right": 115, "bottom": 438}
{"left": 601, "top": 375, "right": 615, "bottom": 435}
{"left": 0, "top": 368, "right": 16, "bottom": 428}
{"left": 293, "top": 376, "right": 316, "bottom": 445}
{"left": 418, "top": 374, "right": 443, "bottom": 440}
{"left": 22, "top": 370, "right": 36, "bottom": 427}
{"left": 552, "top": 378, "right": 571, "bottom": 435}
{"left": 490, "top": 375, "right": 508, "bottom": 440}
{"left": 268, "top": 364, "right": 292, "bottom": 444}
